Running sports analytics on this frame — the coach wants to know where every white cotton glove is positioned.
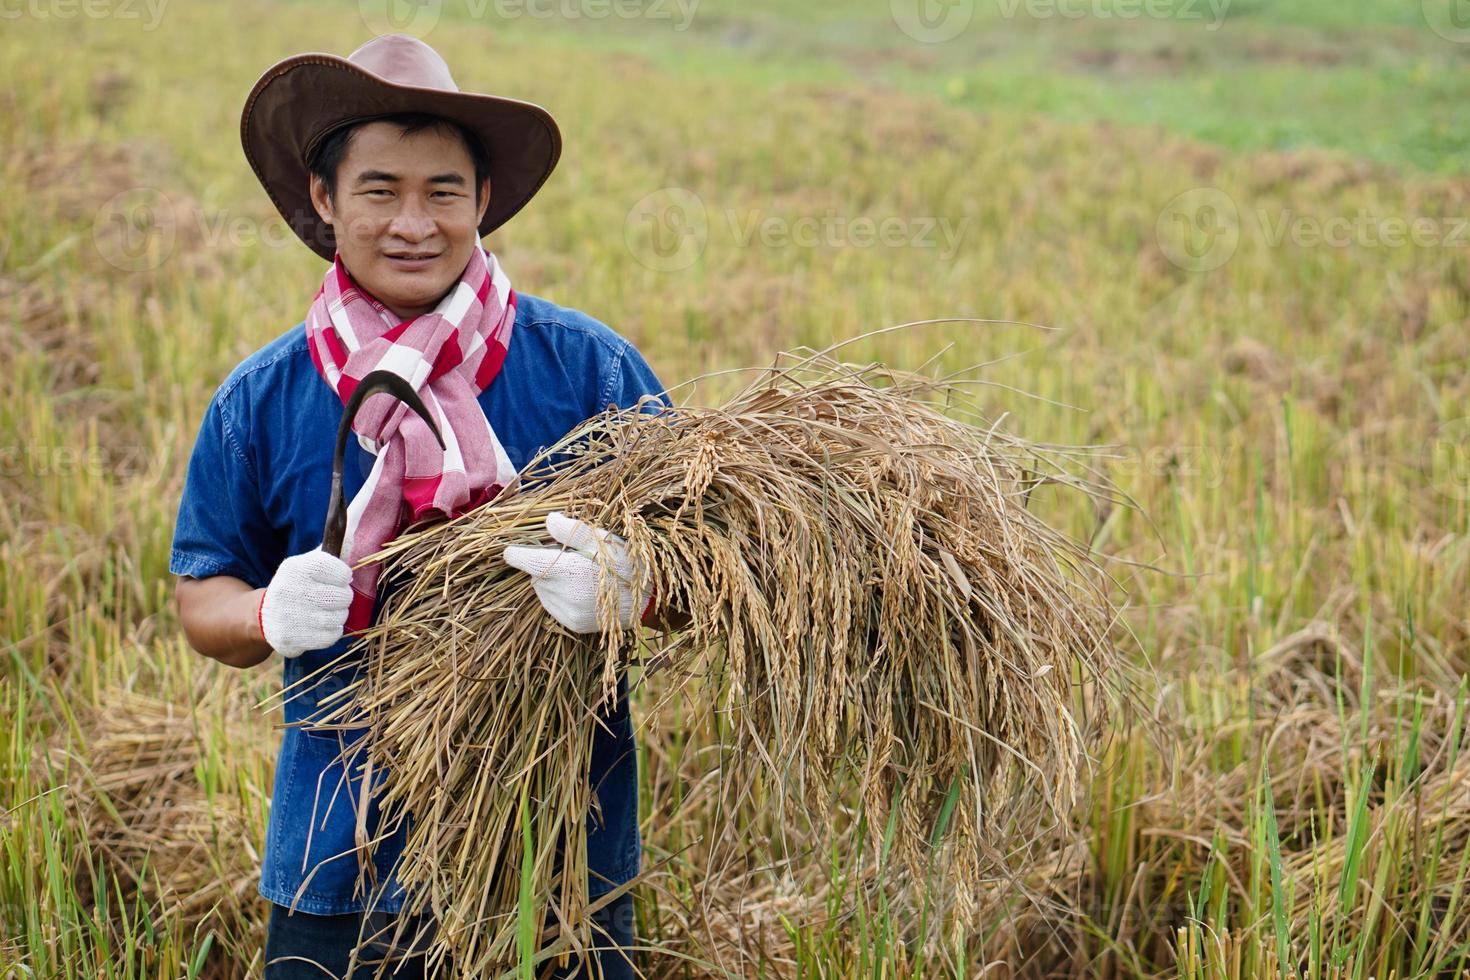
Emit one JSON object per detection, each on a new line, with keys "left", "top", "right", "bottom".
{"left": 502, "top": 512, "right": 654, "bottom": 635}
{"left": 258, "top": 548, "right": 354, "bottom": 658}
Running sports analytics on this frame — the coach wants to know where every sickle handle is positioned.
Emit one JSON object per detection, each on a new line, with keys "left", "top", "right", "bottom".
{"left": 322, "top": 369, "right": 446, "bottom": 558}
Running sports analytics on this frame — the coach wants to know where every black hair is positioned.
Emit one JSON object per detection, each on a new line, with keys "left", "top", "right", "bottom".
{"left": 305, "top": 112, "right": 491, "bottom": 205}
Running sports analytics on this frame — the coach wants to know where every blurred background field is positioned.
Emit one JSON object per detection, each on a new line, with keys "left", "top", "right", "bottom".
{"left": 2, "top": 0, "right": 1469, "bottom": 976}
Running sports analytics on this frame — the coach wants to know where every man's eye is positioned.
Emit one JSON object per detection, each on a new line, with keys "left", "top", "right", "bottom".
{"left": 365, "top": 189, "right": 393, "bottom": 198}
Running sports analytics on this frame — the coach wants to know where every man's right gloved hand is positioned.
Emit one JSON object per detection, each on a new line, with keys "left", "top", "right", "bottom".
{"left": 258, "top": 548, "right": 354, "bottom": 658}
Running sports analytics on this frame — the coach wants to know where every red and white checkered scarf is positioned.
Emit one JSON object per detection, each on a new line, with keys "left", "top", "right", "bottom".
{"left": 305, "top": 246, "right": 519, "bottom": 632}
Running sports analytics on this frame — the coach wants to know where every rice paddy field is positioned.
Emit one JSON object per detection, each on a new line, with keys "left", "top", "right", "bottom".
{"left": 3, "top": 0, "right": 1470, "bottom": 976}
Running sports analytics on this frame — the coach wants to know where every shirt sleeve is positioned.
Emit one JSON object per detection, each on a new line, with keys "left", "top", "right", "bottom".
{"left": 598, "top": 340, "right": 672, "bottom": 415}
{"left": 168, "top": 390, "right": 282, "bottom": 589}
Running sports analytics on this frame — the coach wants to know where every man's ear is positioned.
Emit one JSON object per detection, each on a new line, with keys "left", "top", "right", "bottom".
{"left": 475, "top": 176, "right": 491, "bottom": 224}
{"left": 309, "top": 174, "right": 334, "bottom": 226}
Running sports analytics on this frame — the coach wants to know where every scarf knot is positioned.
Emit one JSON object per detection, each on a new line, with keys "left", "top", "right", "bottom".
{"left": 305, "top": 246, "right": 519, "bottom": 632}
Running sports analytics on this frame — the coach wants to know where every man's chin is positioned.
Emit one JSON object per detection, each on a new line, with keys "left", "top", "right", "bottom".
{"left": 368, "top": 276, "right": 454, "bottom": 318}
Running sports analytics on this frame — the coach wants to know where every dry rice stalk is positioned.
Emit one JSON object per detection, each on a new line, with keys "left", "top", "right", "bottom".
{"left": 632, "top": 690, "right": 1105, "bottom": 979}
{"left": 316, "top": 345, "right": 1122, "bottom": 975}
{"left": 1035, "top": 625, "right": 1470, "bottom": 979}
{"left": 48, "top": 670, "right": 272, "bottom": 978}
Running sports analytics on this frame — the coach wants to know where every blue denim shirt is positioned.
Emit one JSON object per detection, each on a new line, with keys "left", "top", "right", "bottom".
{"left": 169, "top": 291, "right": 667, "bottom": 915}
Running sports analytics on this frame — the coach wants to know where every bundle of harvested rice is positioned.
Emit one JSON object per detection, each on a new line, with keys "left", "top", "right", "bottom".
{"left": 315, "top": 343, "right": 1120, "bottom": 975}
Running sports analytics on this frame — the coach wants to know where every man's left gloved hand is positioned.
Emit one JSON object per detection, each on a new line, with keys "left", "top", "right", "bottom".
{"left": 502, "top": 511, "right": 656, "bottom": 634}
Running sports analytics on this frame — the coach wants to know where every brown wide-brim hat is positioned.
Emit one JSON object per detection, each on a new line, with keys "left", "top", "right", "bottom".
{"left": 241, "top": 34, "right": 561, "bottom": 261}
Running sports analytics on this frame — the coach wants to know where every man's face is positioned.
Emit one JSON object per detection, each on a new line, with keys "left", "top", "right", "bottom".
{"left": 309, "top": 121, "right": 490, "bottom": 320}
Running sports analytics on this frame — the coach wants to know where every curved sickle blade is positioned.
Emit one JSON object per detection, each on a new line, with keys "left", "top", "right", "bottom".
{"left": 322, "top": 369, "right": 446, "bottom": 558}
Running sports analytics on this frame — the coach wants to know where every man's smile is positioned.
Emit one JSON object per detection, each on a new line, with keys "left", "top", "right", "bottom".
{"left": 383, "top": 249, "right": 443, "bottom": 271}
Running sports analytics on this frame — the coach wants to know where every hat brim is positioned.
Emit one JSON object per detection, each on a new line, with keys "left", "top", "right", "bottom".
{"left": 241, "top": 53, "right": 561, "bottom": 262}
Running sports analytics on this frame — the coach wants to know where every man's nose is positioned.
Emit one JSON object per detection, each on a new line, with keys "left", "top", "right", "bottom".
{"left": 387, "top": 196, "right": 436, "bottom": 243}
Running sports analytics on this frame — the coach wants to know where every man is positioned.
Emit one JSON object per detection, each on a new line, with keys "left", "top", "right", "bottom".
{"left": 170, "top": 34, "right": 665, "bottom": 978}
